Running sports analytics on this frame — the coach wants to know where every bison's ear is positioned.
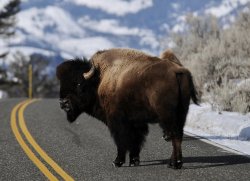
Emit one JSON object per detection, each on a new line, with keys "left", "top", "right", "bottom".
{"left": 83, "top": 61, "right": 95, "bottom": 79}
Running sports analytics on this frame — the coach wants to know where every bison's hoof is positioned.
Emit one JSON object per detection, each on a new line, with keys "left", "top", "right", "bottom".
{"left": 129, "top": 157, "right": 140, "bottom": 167}
{"left": 168, "top": 160, "right": 183, "bottom": 169}
{"left": 112, "top": 161, "right": 124, "bottom": 168}
{"left": 162, "top": 134, "right": 171, "bottom": 142}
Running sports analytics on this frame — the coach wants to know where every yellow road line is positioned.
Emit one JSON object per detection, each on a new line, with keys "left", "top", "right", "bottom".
{"left": 11, "top": 100, "right": 58, "bottom": 181}
{"left": 11, "top": 99, "right": 74, "bottom": 181}
{"left": 18, "top": 99, "right": 74, "bottom": 181}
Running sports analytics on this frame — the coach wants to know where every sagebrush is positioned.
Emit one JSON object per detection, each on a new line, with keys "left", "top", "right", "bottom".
{"left": 163, "top": 10, "right": 250, "bottom": 113}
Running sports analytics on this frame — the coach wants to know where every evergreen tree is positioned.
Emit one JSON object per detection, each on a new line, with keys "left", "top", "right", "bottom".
{"left": 0, "top": 0, "right": 20, "bottom": 87}
{"left": 0, "top": 0, "right": 20, "bottom": 39}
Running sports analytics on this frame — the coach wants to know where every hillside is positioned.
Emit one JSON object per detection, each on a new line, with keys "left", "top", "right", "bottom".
{"left": 2, "top": 0, "right": 249, "bottom": 60}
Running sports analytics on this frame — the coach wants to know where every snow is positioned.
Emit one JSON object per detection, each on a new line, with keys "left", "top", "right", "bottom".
{"left": 9, "top": 46, "right": 56, "bottom": 57}
{"left": 205, "top": 0, "right": 250, "bottom": 17}
{"left": 236, "top": 78, "right": 250, "bottom": 91}
{"left": 0, "top": 0, "right": 9, "bottom": 10}
{"left": 79, "top": 17, "right": 143, "bottom": 36}
{"left": 78, "top": 17, "right": 159, "bottom": 49}
{"left": 169, "top": 0, "right": 250, "bottom": 34}
{"left": 0, "top": 90, "right": 8, "bottom": 99}
{"left": 1, "top": 0, "right": 247, "bottom": 59}
{"left": 185, "top": 104, "right": 250, "bottom": 155}
{"left": 68, "top": 0, "right": 153, "bottom": 16}
{"left": 15, "top": 6, "right": 102, "bottom": 57}
{"left": 17, "top": 6, "right": 85, "bottom": 38}
{"left": 58, "top": 37, "right": 114, "bottom": 58}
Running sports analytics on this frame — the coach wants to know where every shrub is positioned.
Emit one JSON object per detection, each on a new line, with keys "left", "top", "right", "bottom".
{"left": 163, "top": 9, "right": 250, "bottom": 113}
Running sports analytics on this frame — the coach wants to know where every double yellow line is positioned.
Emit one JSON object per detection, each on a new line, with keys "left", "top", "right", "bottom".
{"left": 11, "top": 99, "right": 74, "bottom": 181}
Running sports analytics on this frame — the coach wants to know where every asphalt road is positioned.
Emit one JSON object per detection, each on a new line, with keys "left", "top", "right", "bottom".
{"left": 1, "top": 98, "right": 250, "bottom": 181}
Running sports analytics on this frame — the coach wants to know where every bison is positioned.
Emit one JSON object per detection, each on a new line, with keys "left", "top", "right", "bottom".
{"left": 56, "top": 48, "right": 199, "bottom": 169}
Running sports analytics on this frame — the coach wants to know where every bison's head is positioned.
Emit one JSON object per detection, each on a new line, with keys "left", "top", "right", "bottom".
{"left": 56, "top": 59, "right": 98, "bottom": 122}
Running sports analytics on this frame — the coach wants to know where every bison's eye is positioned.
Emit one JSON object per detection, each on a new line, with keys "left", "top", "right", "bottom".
{"left": 76, "top": 83, "right": 82, "bottom": 93}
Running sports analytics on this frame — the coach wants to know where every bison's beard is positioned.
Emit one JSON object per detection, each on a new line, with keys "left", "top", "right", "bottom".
{"left": 66, "top": 110, "right": 81, "bottom": 123}
{"left": 66, "top": 112, "right": 77, "bottom": 122}
{"left": 60, "top": 98, "right": 82, "bottom": 123}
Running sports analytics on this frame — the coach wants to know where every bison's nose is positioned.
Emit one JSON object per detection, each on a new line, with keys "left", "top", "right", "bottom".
{"left": 59, "top": 98, "right": 71, "bottom": 111}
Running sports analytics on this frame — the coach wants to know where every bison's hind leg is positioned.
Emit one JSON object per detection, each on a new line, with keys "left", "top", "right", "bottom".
{"left": 168, "top": 104, "right": 189, "bottom": 169}
{"left": 158, "top": 109, "right": 184, "bottom": 169}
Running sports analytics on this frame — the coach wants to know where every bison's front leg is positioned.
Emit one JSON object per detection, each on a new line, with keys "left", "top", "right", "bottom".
{"left": 108, "top": 115, "right": 128, "bottom": 167}
{"left": 110, "top": 127, "right": 127, "bottom": 167}
{"left": 113, "top": 146, "right": 126, "bottom": 167}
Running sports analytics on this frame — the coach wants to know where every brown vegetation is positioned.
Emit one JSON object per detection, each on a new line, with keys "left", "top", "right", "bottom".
{"left": 163, "top": 10, "right": 250, "bottom": 113}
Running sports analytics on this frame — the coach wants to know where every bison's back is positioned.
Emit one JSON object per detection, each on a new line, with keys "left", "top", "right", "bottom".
{"left": 98, "top": 60, "right": 183, "bottom": 121}
{"left": 91, "top": 48, "right": 159, "bottom": 76}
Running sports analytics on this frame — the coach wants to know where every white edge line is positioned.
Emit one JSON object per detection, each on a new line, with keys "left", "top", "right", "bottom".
{"left": 184, "top": 131, "right": 250, "bottom": 159}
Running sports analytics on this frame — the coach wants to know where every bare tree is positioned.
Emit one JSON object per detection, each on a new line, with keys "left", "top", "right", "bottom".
{"left": 7, "top": 52, "right": 59, "bottom": 98}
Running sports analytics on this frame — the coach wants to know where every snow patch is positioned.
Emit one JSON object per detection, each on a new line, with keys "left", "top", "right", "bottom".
{"left": 0, "top": 0, "right": 8, "bottom": 10}
{"left": 68, "top": 0, "right": 153, "bottom": 16}
{"left": 236, "top": 79, "right": 250, "bottom": 91}
{"left": 185, "top": 104, "right": 250, "bottom": 155}
{"left": 0, "top": 90, "right": 8, "bottom": 99}
{"left": 79, "top": 17, "right": 140, "bottom": 36}
{"left": 9, "top": 46, "right": 56, "bottom": 57}
{"left": 205, "top": 0, "right": 250, "bottom": 17}
{"left": 78, "top": 17, "right": 159, "bottom": 49}
{"left": 58, "top": 37, "right": 115, "bottom": 58}
{"left": 17, "top": 6, "right": 85, "bottom": 38}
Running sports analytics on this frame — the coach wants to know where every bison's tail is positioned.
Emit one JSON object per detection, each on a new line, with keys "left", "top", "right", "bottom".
{"left": 188, "top": 74, "right": 199, "bottom": 105}
{"left": 176, "top": 69, "right": 199, "bottom": 105}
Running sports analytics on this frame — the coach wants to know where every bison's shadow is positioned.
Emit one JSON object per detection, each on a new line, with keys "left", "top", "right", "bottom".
{"left": 132, "top": 155, "right": 250, "bottom": 169}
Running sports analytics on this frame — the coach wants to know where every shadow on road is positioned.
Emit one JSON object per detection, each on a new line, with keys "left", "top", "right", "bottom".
{"left": 131, "top": 155, "right": 250, "bottom": 169}
{"left": 64, "top": 127, "right": 82, "bottom": 147}
{"left": 183, "top": 155, "right": 250, "bottom": 169}
{"left": 182, "top": 135, "right": 198, "bottom": 141}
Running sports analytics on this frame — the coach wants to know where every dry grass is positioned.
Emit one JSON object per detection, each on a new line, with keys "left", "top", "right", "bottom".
{"left": 163, "top": 9, "right": 250, "bottom": 113}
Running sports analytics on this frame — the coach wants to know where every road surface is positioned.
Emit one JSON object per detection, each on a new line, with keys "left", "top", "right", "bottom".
{"left": 1, "top": 99, "right": 250, "bottom": 181}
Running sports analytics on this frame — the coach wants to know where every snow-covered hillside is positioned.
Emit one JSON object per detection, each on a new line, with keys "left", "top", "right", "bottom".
{"left": 4, "top": 0, "right": 250, "bottom": 59}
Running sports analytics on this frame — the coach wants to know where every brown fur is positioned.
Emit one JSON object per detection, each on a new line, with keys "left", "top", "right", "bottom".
{"left": 57, "top": 48, "right": 199, "bottom": 168}
{"left": 160, "top": 49, "right": 182, "bottom": 66}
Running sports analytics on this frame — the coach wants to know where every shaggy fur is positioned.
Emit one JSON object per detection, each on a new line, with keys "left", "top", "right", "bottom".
{"left": 160, "top": 49, "right": 182, "bottom": 66}
{"left": 56, "top": 48, "right": 199, "bottom": 168}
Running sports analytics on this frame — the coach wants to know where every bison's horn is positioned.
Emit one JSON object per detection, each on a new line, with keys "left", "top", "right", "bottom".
{"left": 83, "top": 61, "right": 95, "bottom": 79}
